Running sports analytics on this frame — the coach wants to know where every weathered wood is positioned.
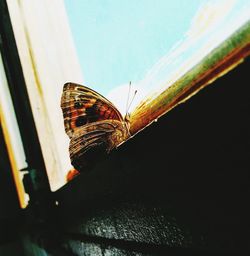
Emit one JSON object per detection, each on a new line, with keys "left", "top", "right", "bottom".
{"left": 130, "top": 21, "right": 250, "bottom": 136}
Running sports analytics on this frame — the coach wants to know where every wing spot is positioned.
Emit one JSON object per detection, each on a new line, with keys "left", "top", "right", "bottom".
{"left": 74, "top": 101, "right": 82, "bottom": 109}
{"left": 75, "top": 116, "right": 87, "bottom": 127}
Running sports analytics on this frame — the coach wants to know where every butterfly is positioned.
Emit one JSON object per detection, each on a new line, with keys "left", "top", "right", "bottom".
{"left": 61, "top": 82, "right": 131, "bottom": 170}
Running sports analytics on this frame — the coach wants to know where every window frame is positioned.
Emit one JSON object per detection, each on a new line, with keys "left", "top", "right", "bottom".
{"left": 4, "top": 0, "right": 83, "bottom": 191}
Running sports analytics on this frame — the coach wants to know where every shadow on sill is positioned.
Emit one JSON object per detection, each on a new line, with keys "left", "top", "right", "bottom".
{"left": 53, "top": 57, "right": 250, "bottom": 254}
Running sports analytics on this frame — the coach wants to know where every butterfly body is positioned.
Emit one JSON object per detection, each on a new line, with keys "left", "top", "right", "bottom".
{"left": 61, "top": 83, "right": 130, "bottom": 169}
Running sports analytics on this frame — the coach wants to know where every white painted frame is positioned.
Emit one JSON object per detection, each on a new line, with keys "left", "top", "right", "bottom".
{"left": 7, "top": 0, "right": 83, "bottom": 191}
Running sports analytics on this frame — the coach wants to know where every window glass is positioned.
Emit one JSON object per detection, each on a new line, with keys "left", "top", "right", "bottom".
{"left": 64, "top": 0, "right": 249, "bottom": 114}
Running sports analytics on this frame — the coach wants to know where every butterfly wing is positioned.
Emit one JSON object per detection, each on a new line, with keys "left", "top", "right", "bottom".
{"left": 61, "top": 82, "right": 124, "bottom": 138}
{"left": 61, "top": 83, "right": 129, "bottom": 170}
{"left": 69, "top": 120, "right": 124, "bottom": 169}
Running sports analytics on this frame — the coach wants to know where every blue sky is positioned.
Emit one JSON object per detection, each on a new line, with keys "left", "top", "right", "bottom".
{"left": 64, "top": 0, "right": 203, "bottom": 95}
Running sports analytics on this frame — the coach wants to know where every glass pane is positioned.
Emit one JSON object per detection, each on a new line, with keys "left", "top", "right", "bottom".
{"left": 64, "top": 0, "right": 250, "bottom": 115}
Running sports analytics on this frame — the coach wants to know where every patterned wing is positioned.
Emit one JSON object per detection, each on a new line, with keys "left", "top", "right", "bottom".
{"left": 61, "top": 82, "right": 124, "bottom": 138}
{"left": 69, "top": 119, "right": 128, "bottom": 170}
{"left": 61, "top": 83, "right": 130, "bottom": 170}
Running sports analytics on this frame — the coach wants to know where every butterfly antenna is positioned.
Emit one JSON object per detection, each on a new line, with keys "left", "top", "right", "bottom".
{"left": 127, "top": 89, "right": 137, "bottom": 113}
{"left": 125, "top": 81, "right": 131, "bottom": 115}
